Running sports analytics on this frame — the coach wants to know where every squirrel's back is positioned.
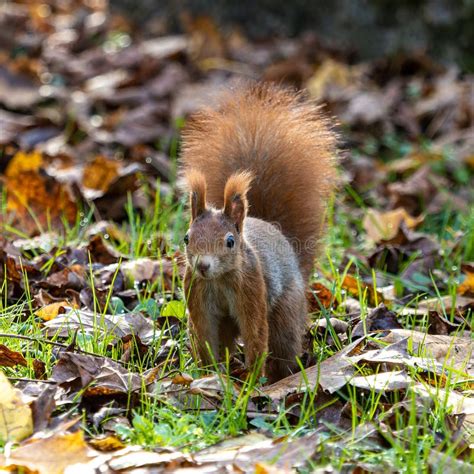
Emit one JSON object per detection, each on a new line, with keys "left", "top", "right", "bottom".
{"left": 180, "top": 82, "right": 338, "bottom": 280}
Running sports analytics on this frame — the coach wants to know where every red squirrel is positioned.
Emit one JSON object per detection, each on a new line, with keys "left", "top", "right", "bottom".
{"left": 180, "top": 83, "right": 337, "bottom": 383}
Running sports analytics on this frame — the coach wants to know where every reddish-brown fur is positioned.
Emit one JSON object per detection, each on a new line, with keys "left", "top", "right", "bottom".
{"left": 181, "top": 83, "right": 338, "bottom": 383}
{"left": 223, "top": 171, "right": 253, "bottom": 232}
{"left": 184, "top": 234, "right": 269, "bottom": 375}
{"left": 185, "top": 170, "right": 207, "bottom": 220}
{"left": 181, "top": 82, "right": 337, "bottom": 280}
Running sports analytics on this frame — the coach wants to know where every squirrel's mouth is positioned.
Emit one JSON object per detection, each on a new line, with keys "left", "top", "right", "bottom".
{"left": 192, "top": 255, "right": 218, "bottom": 279}
{"left": 197, "top": 268, "right": 210, "bottom": 278}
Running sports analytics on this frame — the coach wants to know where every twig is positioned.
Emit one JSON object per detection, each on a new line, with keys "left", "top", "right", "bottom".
{"left": 0, "top": 332, "right": 127, "bottom": 365}
{"left": 7, "top": 377, "right": 56, "bottom": 384}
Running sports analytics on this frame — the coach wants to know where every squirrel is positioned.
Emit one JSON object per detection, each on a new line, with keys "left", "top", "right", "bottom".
{"left": 180, "top": 82, "right": 337, "bottom": 383}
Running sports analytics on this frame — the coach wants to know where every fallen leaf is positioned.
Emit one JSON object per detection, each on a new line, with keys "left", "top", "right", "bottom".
{"left": 188, "top": 374, "right": 239, "bottom": 400}
{"left": 363, "top": 207, "right": 423, "bottom": 243}
{"left": 0, "top": 430, "right": 98, "bottom": 474}
{"left": 349, "top": 370, "right": 412, "bottom": 392}
{"left": 342, "top": 89, "right": 396, "bottom": 126}
{"left": 51, "top": 352, "right": 144, "bottom": 397}
{"left": 379, "top": 329, "right": 474, "bottom": 377}
{"left": 88, "top": 435, "right": 126, "bottom": 452}
{"left": 171, "top": 373, "right": 194, "bottom": 386}
{"left": 307, "top": 282, "right": 335, "bottom": 311}
{"left": 20, "top": 382, "right": 56, "bottom": 431}
{"left": 413, "top": 384, "right": 474, "bottom": 447}
{"left": 306, "top": 59, "right": 357, "bottom": 99}
{"left": 4, "top": 151, "right": 78, "bottom": 235}
{"left": 84, "top": 234, "right": 124, "bottom": 265}
{"left": 352, "top": 304, "right": 402, "bottom": 338}
{"left": 35, "top": 301, "right": 69, "bottom": 321}
{"left": 0, "top": 109, "right": 35, "bottom": 145}
{"left": 0, "top": 370, "right": 33, "bottom": 442}
{"left": 261, "top": 337, "right": 369, "bottom": 400}
{"left": 38, "top": 265, "right": 87, "bottom": 292}
{"left": 387, "top": 165, "right": 442, "bottom": 215}
{"left": 458, "top": 268, "right": 474, "bottom": 297}
{"left": 140, "top": 35, "right": 188, "bottom": 60}
{"left": 312, "top": 317, "right": 349, "bottom": 335}
{"left": 341, "top": 274, "right": 384, "bottom": 307}
{"left": 44, "top": 308, "right": 156, "bottom": 344}
{"left": 192, "top": 431, "right": 321, "bottom": 472}
{"left": 33, "top": 359, "right": 47, "bottom": 380}
{"left": 0, "top": 66, "right": 40, "bottom": 110}
{"left": 0, "top": 344, "right": 28, "bottom": 368}
{"left": 5, "top": 149, "right": 43, "bottom": 177}
{"left": 82, "top": 155, "right": 120, "bottom": 193}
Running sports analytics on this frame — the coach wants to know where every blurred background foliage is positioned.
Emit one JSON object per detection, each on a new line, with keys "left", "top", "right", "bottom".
{"left": 113, "top": 0, "right": 474, "bottom": 71}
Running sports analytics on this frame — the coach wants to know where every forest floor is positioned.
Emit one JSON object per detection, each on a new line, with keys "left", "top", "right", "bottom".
{"left": 0, "top": 1, "right": 473, "bottom": 472}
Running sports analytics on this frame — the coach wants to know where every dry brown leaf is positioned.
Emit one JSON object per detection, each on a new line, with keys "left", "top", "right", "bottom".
{"left": 352, "top": 303, "right": 402, "bottom": 338}
{"left": 341, "top": 274, "right": 384, "bottom": 307}
{"left": 363, "top": 207, "right": 424, "bottom": 243}
{"left": 413, "top": 385, "right": 474, "bottom": 447}
{"left": 0, "top": 344, "right": 27, "bottom": 368}
{"left": 183, "top": 15, "right": 226, "bottom": 62}
{"left": 51, "top": 351, "right": 144, "bottom": 397}
{"left": 349, "top": 370, "right": 412, "bottom": 392}
{"left": 0, "top": 371, "right": 33, "bottom": 443}
{"left": 307, "top": 282, "right": 335, "bottom": 311}
{"left": 379, "top": 329, "right": 474, "bottom": 377}
{"left": 44, "top": 308, "right": 156, "bottom": 344}
{"left": 262, "top": 337, "right": 369, "bottom": 400}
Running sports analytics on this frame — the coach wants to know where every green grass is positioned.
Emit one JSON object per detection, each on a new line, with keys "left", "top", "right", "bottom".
{"left": 1, "top": 157, "right": 473, "bottom": 471}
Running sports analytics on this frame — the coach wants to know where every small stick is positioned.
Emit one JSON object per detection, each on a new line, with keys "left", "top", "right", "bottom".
{"left": 0, "top": 333, "right": 126, "bottom": 366}
{"left": 7, "top": 377, "right": 57, "bottom": 384}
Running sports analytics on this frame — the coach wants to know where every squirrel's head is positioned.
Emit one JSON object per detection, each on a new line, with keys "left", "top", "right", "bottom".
{"left": 183, "top": 170, "right": 252, "bottom": 279}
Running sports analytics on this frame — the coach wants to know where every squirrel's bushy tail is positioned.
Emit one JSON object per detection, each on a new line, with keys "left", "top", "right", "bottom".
{"left": 180, "top": 82, "right": 338, "bottom": 280}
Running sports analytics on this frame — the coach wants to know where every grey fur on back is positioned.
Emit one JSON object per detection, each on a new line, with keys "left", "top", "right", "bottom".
{"left": 244, "top": 217, "right": 304, "bottom": 308}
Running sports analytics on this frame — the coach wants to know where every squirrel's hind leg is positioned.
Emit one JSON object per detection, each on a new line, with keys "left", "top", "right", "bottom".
{"left": 266, "top": 286, "right": 307, "bottom": 384}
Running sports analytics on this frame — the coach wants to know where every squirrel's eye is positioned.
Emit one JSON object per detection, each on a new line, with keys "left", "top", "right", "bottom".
{"left": 225, "top": 234, "right": 235, "bottom": 249}
{"left": 184, "top": 233, "right": 189, "bottom": 245}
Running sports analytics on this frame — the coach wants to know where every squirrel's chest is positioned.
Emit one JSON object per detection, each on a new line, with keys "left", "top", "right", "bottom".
{"left": 202, "top": 281, "right": 239, "bottom": 321}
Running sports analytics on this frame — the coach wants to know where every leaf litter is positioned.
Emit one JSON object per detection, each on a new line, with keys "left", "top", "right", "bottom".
{"left": 0, "top": 0, "right": 473, "bottom": 472}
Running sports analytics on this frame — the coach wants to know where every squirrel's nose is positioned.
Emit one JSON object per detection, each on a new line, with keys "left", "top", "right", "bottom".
{"left": 198, "top": 261, "right": 210, "bottom": 274}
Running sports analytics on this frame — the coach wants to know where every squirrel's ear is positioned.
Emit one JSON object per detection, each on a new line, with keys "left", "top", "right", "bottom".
{"left": 223, "top": 171, "right": 253, "bottom": 232}
{"left": 184, "top": 170, "right": 207, "bottom": 221}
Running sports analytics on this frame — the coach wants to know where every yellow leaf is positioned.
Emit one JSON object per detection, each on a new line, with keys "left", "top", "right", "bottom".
{"left": 5, "top": 150, "right": 43, "bottom": 178}
{"left": 0, "top": 430, "right": 97, "bottom": 474}
{"left": 35, "top": 302, "right": 69, "bottom": 321}
{"left": 82, "top": 155, "right": 120, "bottom": 192}
{"left": 0, "top": 370, "right": 33, "bottom": 443}
{"left": 464, "top": 154, "right": 474, "bottom": 170}
{"left": 458, "top": 271, "right": 474, "bottom": 296}
{"left": 4, "top": 151, "right": 77, "bottom": 235}
{"left": 306, "top": 59, "right": 359, "bottom": 99}
{"left": 363, "top": 207, "right": 423, "bottom": 243}
{"left": 171, "top": 373, "right": 194, "bottom": 386}
{"left": 88, "top": 435, "right": 125, "bottom": 452}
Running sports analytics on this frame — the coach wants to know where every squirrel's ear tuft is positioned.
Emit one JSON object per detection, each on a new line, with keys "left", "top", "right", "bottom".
{"left": 184, "top": 170, "right": 207, "bottom": 221}
{"left": 223, "top": 171, "right": 253, "bottom": 232}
